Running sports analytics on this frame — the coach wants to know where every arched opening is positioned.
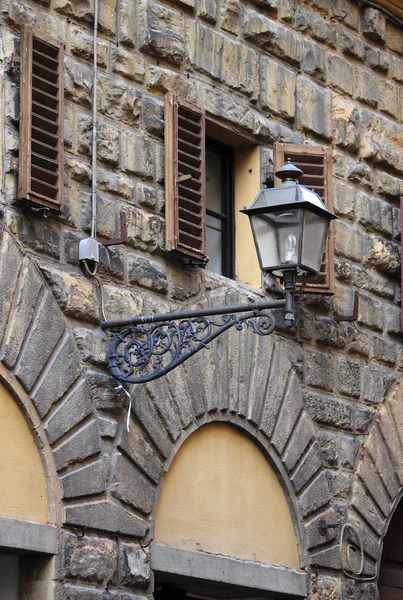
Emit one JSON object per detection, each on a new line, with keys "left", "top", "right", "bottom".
{"left": 0, "top": 381, "right": 58, "bottom": 599}
{"left": 379, "top": 497, "right": 403, "bottom": 598}
{"left": 153, "top": 423, "right": 306, "bottom": 598}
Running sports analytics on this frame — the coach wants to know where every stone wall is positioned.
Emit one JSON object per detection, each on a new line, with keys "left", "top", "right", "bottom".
{"left": 0, "top": 0, "right": 403, "bottom": 597}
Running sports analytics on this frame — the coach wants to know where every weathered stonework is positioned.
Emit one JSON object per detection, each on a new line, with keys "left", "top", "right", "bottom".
{"left": 1, "top": 0, "right": 403, "bottom": 596}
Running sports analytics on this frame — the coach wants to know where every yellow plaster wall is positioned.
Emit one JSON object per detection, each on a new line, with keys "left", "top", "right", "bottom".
{"left": 155, "top": 423, "right": 299, "bottom": 568}
{"left": 234, "top": 146, "right": 262, "bottom": 290}
{"left": 0, "top": 383, "right": 48, "bottom": 523}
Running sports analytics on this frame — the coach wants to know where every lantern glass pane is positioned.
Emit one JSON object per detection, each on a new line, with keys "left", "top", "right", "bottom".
{"left": 301, "top": 210, "right": 329, "bottom": 273}
{"left": 250, "top": 209, "right": 302, "bottom": 273}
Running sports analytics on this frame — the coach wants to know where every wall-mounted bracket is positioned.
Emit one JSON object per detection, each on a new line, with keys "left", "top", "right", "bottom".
{"left": 318, "top": 520, "right": 340, "bottom": 536}
{"left": 102, "top": 211, "right": 127, "bottom": 247}
{"left": 334, "top": 291, "right": 359, "bottom": 322}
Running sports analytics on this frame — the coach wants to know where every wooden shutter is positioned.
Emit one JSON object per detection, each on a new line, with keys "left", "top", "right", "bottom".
{"left": 165, "top": 93, "right": 206, "bottom": 262}
{"left": 274, "top": 143, "right": 334, "bottom": 294}
{"left": 19, "top": 25, "right": 64, "bottom": 211}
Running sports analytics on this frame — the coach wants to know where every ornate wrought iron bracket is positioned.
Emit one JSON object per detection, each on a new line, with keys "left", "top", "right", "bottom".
{"left": 101, "top": 298, "right": 287, "bottom": 384}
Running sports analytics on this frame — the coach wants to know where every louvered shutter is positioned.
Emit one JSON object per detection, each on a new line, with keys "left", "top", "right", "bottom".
{"left": 274, "top": 143, "right": 334, "bottom": 294}
{"left": 19, "top": 25, "right": 64, "bottom": 211}
{"left": 165, "top": 93, "right": 206, "bottom": 261}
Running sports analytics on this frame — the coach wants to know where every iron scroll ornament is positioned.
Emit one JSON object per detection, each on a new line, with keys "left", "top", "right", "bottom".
{"left": 107, "top": 310, "right": 276, "bottom": 384}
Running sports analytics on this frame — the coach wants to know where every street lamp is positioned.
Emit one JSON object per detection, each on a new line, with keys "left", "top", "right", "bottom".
{"left": 101, "top": 161, "right": 337, "bottom": 384}
{"left": 241, "top": 159, "right": 337, "bottom": 326}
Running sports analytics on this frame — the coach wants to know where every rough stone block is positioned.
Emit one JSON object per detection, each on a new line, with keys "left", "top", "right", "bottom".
{"left": 375, "top": 171, "right": 403, "bottom": 199}
{"left": 357, "top": 292, "right": 383, "bottom": 331}
{"left": 118, "top": 0, "right": 136, "bottom": 46}
{"left": 118, "top": 544, "right": 151, "bottom": 586}
{"left": 331, "top": 0, "right": 360, "bottom": 29}
{"left": 131, "top": 385, "right": 173, "bottom": 459}
{"left": 101, "top": 284, "right": 142, "bottom": 322}
{"left": 243, "top": 9, "right": 302, "bottom": 65}
{"left": 8, "top": 213, "right": 61, "bottom": 258}
{"left": 363, "top": 235, "right": 400, "bottom": 276}
{"left": 283, "top": 412, "right": 314, "bottom": 471}
{"left": 40, "top": 265, "right": 100, "bottom": 324}
{"left": 112, "top": 47, "right": 145, "bottom": 82}
{"left": 301, "top": 39, "right": 326, "bottom": 81}
{"left": 62, "top": 459, "right": 107, "bottom": 498}
{"left": 54, "top": 419, "right": 100, "bottom": 471}
{"left": 290, "top": 442, "right": 322, "bottom": 492}
{"left": 299, "top": 472, "right": 331, "bottom": 517}
{"left": 354, "top": 67, "right": 379, "bottom": 107}
{"left": 70, "top": 26, "right": 108, "bottom": 67}
{"left": 186, "top": 22, "right": 259, "bottom": 98}
{"left": 364, "top": 47, "right": 389, "bottom": 73}
{"left": 0, "top": 259, "right": 43, "bottom": 369}
{"left": 15, "top": 292, "right": 65, "bottom": 392}
{"left": 317, "top": 430, "right": 339, "bottom": 467}
{"left": 339, "top": 30, "right": 365, "bottom": 60}
{"left": 359, "top": 109, "right": 403, "bottom": 175}
{"left": 219, "top": 0, "right": 240, "bottom": 35}
{"left": 372, "top": 336, "right": 397, "bottom": 365}
{"left": 3, "top": 0, "right": 36, "bottom": 24}
{"left": 121, "top": 132, "right": 154, "bottom": 179}
{"left": 98, "top": 0, "right": 117, "bottom": 35}
{"left": 346, "top": 325, "right": 371, "bottom": 357}
{"left": 65, "top": 500, "right": 148, "bottom": 537}
{"left": 128, "top": 254, "right": 168, "bottom": 292}
{"left": 45, "top": 378, "right": 93, "bottom": 443}
{"left": 346, "top": 156, "right": 372, "bottom": 189}
{"left": 315, "top": 317, "right": 348, "bottom": 348}
{"left": 146, "top": 379, "right": 182, "bottom": 440}
{"left": 119, "top": 423, "right": 163, "bottom": 485}
{"left": 332, "top": 96, "right": 359, "bottom": 151}
{"left": 309, "top": 573, "right": 342, "bottom": 600}
{"left": 198, "top": 0, "right": 217, "bottom": 23}
{"left": 365, "top": 426, "right": 400, "bottom": 498}
{"left": 295, "top": 6, "right": 336, "bottom": 47}
{"left": 64, "top": 533, "right": 117, "bottom": 585}
{"left": 356, "top": 191, "right": 392, "bottom": 237}
{"left": 333, "top": 180, "right": 355, "bottom": 218}
{"left": 54, "top": 0, "right": 93, "bottom": 20}
{"left": 390, "top": 56, "right": 403, "bottom": 83}
{"left": 271, "top": 371, "right": 303, "bottom": 454}
{"left": 261, "top": 58, "right": 295, "bottom": 119}
{"left": 378, "top": 80, "right": 399, "bottom": 120}
{"left": 99, "top": 417, "right": 118, "bottom": 438}
{"left": 138, "top": 1, "right": 185, "bottom": 65}
{"left": 328, "top": 54, "right": 353, "bottom": 96}
{"left": 304, "top": 392, "right": 354, "bottom": 430}
{"left": 0, "top": 233, "right": 22, "bottom": 343}
{"left": 73, "top": 327, "right": 109, "bottom": 367}
{"left": 143, "top": 95, "right": 165, "bottom": 139}
{"left": 64, "top": 58, "right": 92, "bottom": 108}
{"left": 334, "top": 220, "right": 363, "bottom": 262}
{"left": 147, "top": 66, "right": 195, "bottom": 100}
{"left": 111, "top": 454, "right": 156, "bottom": 515}
{"left": 361, "top": 7, "right": 386, "bottom": 44}
{"left": 296, "top": 76, "right": 331, "bottom": 139}
{"left": 336, "top": 356, "right": 360, "bottom": 397}
{"left": 386, "top": 21, "right": 403, "bottom": 55}
{"left": 86, "top": 372, "right": 125, "bottom": 414}
{"left": 305, "top": 348, "right": 334, "bottom": 391}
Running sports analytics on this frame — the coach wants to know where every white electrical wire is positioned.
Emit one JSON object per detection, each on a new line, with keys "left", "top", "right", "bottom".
{"left": 340, "top": 523, "right": 378, "bottom": 582}
{"left": 114, "top": 383, "right": 133, "bottom": 432}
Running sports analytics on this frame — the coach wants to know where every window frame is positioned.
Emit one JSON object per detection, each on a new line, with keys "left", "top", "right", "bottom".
{"left": 205, "top": 138, "right": 235, "bottom": 280}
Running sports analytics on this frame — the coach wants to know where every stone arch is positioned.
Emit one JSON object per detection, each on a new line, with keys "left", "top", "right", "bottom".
{"left": 0, "top": 228, "right": 124, "bottom": 533}
{"left": 346, "top": 379, "right": 403, "bottom": 579}
{"left": 111, "top": 288, "right": 334, "bottom": 570}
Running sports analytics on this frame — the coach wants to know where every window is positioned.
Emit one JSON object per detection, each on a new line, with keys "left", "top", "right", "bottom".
{"left": 19, "top": 25, "right": 64, "bottom": 212}
{"left": 205, "top": 139, "right": 234, "bottom": 278}
{"left": 165, "top": 96, "right": 334, "bottom": 291}
{"left": 274, "top": 143, "right": 334, "bottom": 294}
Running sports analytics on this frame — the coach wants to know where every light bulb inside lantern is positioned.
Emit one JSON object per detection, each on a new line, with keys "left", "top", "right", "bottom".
{"left": 285, "top": 233, "right": 297, "bottom": 263}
